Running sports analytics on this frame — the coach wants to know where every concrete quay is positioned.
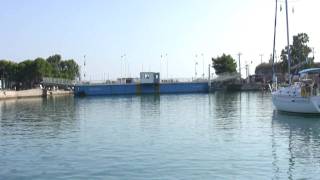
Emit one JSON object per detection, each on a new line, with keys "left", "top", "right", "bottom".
{"left": 0, "top": 89, "right": 73, "bottom": 99}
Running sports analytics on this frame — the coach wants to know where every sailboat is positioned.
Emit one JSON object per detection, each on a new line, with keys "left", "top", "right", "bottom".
{"left": 271, "top": 0, "right": 320, "bottom": 113}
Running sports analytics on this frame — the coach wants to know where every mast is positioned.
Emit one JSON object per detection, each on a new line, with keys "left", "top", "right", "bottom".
{"left": 285, "top": 0, "right": 291, "bottom": 84}
{"left": 272, "top": 0, "right": 278, "bottom": 83}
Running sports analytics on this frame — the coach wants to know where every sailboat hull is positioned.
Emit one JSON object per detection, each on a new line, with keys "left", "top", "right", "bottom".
{"left": 272, "top": 94, "right": 320, "bottom": 113}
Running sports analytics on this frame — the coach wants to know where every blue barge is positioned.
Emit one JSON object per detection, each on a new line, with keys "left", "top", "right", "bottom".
{"left": 74, "top": 72, "right": 209, "bottom": 96}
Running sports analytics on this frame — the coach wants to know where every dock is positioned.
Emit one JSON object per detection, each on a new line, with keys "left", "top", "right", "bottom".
{"left": 0, "top": 89, "right": 72, "bottom": 100}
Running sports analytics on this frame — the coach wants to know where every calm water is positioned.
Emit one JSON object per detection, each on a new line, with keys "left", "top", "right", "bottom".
{"left": 1, "top": 92, "right": 320, "bottom": 179}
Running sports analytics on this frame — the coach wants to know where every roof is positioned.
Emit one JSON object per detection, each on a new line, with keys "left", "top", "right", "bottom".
{"left": 298, "top": 68, "right": 320, "bottom": 75}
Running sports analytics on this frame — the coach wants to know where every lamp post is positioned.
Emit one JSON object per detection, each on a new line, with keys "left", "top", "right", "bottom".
{"left": 83, "top": 55, "right": 86, "bottom": 81}
{"left": 160, "top": 54, "right": 162, "bottom": 76}
{"left": 126, "top": 55, "right": 130, "bottom": 77}
{"left": 165, "top": 54, "right": 168, "bottom": 79}
{"left": 120, "top": 54, "right": 126, "bottom": 82}
{"left": 201, "top": 53, "right": 205, "bottom": 79}
{"left": 194, "top": 54, "right": 198, "bottom": 79}
{"left": 120, "top": 55, "right": 123, "bottom": 81}
{"left": 195, "top": 62, "right": 198, "bottom": 79}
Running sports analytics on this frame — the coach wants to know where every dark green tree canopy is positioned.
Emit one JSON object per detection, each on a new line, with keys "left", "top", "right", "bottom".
{"left": 281, "top": 33, "right": 313, "bottom": 72}
{"left": 0, "top": 54, "right": 80, "bottom": 89}
{"left": 212, "top": 54, "right": 237, "bottom": 75}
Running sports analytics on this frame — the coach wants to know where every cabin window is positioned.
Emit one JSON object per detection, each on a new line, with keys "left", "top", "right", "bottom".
{"left": 144, "top": 74, "right": 150, "bottom": 79}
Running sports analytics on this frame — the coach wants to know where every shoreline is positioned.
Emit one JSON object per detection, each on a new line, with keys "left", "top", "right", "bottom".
{"left": 0, "top": 89, "right": 73, "bottom": 100}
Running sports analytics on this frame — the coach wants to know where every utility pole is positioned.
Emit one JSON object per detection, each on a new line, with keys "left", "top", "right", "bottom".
{"left": 259, "top": 54, "right": 263, "bottom": 64}
{"left": 245, "top": 63, "right": 249, "bottom": 84}
{"left": 312, "top": 47, "right": 315, "bottom": 59}
{"left": 238, "top": 53, "right": 242, "bottom": 78}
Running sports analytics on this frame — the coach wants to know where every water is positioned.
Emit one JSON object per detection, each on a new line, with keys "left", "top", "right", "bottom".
{"left": 1, "top": 92, "right": 320, "bottom": 179}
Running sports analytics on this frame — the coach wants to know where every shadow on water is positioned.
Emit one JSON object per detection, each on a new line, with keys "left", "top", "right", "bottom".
{"left": 271, "top": 110, "right": 320, "bottom": 179}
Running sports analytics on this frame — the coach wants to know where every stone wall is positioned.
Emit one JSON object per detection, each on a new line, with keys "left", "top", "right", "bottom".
{"left": 0, "top": 89, "right": 44, "bottom": 99}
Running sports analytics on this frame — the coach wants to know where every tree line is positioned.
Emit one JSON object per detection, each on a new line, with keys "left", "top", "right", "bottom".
{"left": 212, "top": 33, "right": 316, "bottom": 78}
{"left": 0, "top": 54, "right": 80, "bottom": 89}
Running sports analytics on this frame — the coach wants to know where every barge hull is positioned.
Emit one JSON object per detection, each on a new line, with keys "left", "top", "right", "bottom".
{"left": 74, "top": 82, "right": 209, "bottom": 96}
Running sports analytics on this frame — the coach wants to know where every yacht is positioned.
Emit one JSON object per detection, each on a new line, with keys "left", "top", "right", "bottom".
{"left": 270, "top": 0, "right": 320, "bottom": 113}
{"left": 272, "top": 68, "right": 320, "bottom": 113}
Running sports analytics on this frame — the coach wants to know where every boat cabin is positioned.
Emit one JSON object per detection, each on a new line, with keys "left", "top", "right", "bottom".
{"left": 298, "top": 68, "right": 320, "bottom": 96}
{"left": 140, "top": 72, "right": 160, "bottom": 84}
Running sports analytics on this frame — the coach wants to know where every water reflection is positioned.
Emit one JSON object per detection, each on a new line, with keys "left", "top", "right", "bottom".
{"left": 139, "top": 95, "right": 161, "bottom": 137}
{"left": 140, "top": 95, "right": 160, "bottom": 118}
{"left": 272, "top": 111, "right": 320, "bottom": 179}
{"left": 0, "top": 96, "right": 79, "bottom": 138}
{"left": 2, "top": 92, "right": 320, "bottom": 179}
{"left": 209, "top": 92, "right": 241, "bottom": 129}
{"left": 210, "top": 92, "right": 240, "bottom": 117}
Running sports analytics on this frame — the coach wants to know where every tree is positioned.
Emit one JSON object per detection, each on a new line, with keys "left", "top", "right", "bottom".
{"left": 0, "top": 60, "right": 18, "bottom": 88}
{"left": 47, "top": 54, "right": 62, "bottom": 77}
{"left": 59, "top": 59, "right": 80, "bottom": 80}
{"left": 280, "top": 33, "right": 313, "bottom": 73}
{"left": 212, "top": 54, "right": 237, "bottom": 75}
{"left": 0, "top": 54, "right": 80, "bottom": 89}
{"left": 47, "top": 54, "right": 62, "bottom": 65}
{"left": 15, "top": 60, "right": 35, "bottom": 88}
{"left": 34, "top": 57, "right": 53, "bottom": 81}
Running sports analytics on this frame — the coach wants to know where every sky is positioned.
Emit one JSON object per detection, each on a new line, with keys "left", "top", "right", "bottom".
{"left": 1, "top": 0, "right": 320, "bottom": 80}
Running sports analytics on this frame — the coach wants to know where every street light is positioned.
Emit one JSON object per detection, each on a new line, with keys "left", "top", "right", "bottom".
{"left": 120, "top": 54, "right": 126, "bottom": 81}
{"left": 201, "top": 53, "right": 205, "bottom": 79}
{"left": 83, "top": 55, "right": 86, "bottom": 81}
{"left": 161, "top": 53, "right": 168, "bottom": 79}
{"left": 195, "top": 54, "right": 198, "bottom": 79}
{"left": 166, "top": 54, "right": 168, "bottom": 79}
{"left": 160, "top": 54, "right": 162, "bottom": 76}
{"left": 195, "top": 62, "right": 198, "bottom": 79}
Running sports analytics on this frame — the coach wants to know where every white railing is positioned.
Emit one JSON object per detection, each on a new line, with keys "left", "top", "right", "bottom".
{"left": 42, "top": 77, "right": 76, "bottom": 85}
{"left": 212, "top": 73, "right": 240, "bottom": 82}
{"left": 76, "top": 77, "right": 209, "bottom": 85}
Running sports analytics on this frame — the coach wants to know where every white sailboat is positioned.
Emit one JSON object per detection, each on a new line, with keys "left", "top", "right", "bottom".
{"left": 271, "top": 0, "right": 320, "bottom": 113}
{"left": 272, "top": 68, "right": 320, "bottom": 113}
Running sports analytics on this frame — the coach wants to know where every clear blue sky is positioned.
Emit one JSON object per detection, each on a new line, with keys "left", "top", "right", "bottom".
{"left": 1, "top": 0, "right": 319, "bottom": 80}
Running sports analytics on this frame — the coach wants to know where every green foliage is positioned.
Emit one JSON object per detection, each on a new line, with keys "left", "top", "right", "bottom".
{"left": 34, "top": 57, "right": 53, "bottom": 78}
{"left": 0, "top": 54, "right": 80, "bottom": 89}
{"left": 255, "top": 62, "right": 282, "bottom": 75}
{"left": 281, "top": 33, "right": 314, "bottom": 72}
{"left": 212, "top": 54, "right": 237, "bottom": 75}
